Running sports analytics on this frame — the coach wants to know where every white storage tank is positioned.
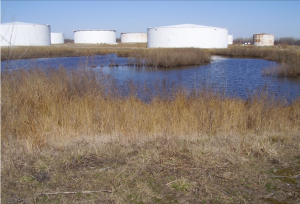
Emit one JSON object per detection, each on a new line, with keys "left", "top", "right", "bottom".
{"left": 51, "top": 33, "right": 64, "bottom": 44}
{"left": 147, "top": 24, "right": 228, "bottom": 48}
{"left": 74, "top": 30, "right": 116, "bottom": 44}
{"left": 1, "top": 21, "right": 51, "bottom": 46}
{"left": 228, "top": 35, "right": 233, "bottom": 45}
{"left": 121, "top": 33, "right": 147, "bottom": 43}
{"left": 253, "top": 34, "right": 274, "bottom": 46}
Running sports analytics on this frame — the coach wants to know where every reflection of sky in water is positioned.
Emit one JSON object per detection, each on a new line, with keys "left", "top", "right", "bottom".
{"left": 1, "top": 54, "right": 127, "bottom": 71}
{"left": 2, "top": 55, "right": 300, "bottom": 102}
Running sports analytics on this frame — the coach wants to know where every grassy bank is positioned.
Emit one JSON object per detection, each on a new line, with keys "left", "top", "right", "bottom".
{"left": 1, "top": 45, "right": 211, "bottom": 68}
{"left": 210, "top": 46, "right": 300, "bottom": 77}
{"left": 2, "top": 67, "right": 300, "bottom": 203}
{"left": 0, "top": 44, "right": 147, "bottom": 61}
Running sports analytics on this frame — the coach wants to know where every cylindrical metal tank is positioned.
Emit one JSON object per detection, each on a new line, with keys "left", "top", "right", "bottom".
{"left": 147, "top": 24, "right": 228, "bottom": 48}
{"left": 253, "top": 34, "right": 274, "bottom": 46}
{"left": 74, "top": 30, "right": 116, "bottom": 44}
{"left": 1, "top": 21, "right": 51, "bottom": 46}
{"left": 121, "top": 33, "right": 147, "bottom": 43}
{"left": 228, "top": 35, "right": 233, "bottom": 45}
{"left": 51, "top": 33, "right": 64, "bottom": 44}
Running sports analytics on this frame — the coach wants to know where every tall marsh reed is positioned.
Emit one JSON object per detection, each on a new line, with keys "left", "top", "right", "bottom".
{"left": 2, "top": 67, "right": 299, "bottom": 147}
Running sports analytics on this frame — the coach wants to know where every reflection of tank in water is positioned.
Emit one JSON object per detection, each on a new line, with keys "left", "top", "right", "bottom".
{"left": 253, "top": 33, "right": 274, "bottom": 46}
{"left": 1, "top": 21, "right": 51, "bottom": 46}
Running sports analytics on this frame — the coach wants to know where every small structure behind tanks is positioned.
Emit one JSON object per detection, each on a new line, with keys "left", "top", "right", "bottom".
{"left": 1, "top": 21, "right": 51, "bottom": 46}
{"left": 228, "top": 35, "right": 233, "bottom": 45}
{"left": 74, "top": 30, "right": 116, "bottom": 44}
{"left": 51, "top": 33, "right": 64, "bottom": 44}
{"left": 147, "top": 24, "right": 228, "bottom": 48}
{"left": 253, "top": 33, "right": 274, "bottom": 46}
{"left": 121, "top": 33, "right": 147, "bottom": 43}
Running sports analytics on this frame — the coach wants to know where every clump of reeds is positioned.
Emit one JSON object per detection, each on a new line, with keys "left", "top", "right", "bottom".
{"left": 210, "top": 47, "right": 300, "bottom": 77}
{"left": 127, "top": 48, "right": 211, "bottom": 68}
{"left": 262, "top": 63, "right": 299, "bottom": 77}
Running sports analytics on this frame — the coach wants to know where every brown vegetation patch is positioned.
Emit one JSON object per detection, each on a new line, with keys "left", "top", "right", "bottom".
{"left": 2, "top": 135, "right": 300, "bottom": 203}
{"left": 127, "top": 48, "right": 211, "bottom": 68}
{"left": 0, "top": 44, "right": 146, "bottom": 61}
{"left": 1, "top": 45, "right": 210, "bottom": 68}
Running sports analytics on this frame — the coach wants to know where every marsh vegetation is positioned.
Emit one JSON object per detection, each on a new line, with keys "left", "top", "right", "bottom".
{"left": 126, "top": 48, "right": 211, "bottom": 68}
{"left": 0, "top": 44, "right": 146, "bottom": 61}
{"left": 1, "top": 45, "right": 211, "bottom": 68}
{"left": 2, "top": 67, "right": 300, "bottom": 203}
{"left": 2, "top": 44, "right": 300, "bottom": 77}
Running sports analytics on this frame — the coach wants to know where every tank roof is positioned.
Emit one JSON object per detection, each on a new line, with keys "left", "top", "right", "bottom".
{"left": 148, "top": 24, "right": 227, "bottom": 30}
{"left": 121, "top": 32, "right": 147, "bottom": 34}
{"left": 1, "top": 21, "right": 48, "bottom": 26}
{"left": 74, "top": 29, "right": 116, "bottom": 32}
{"left": 254, "top": 33, "right": 274, "bottom": 35}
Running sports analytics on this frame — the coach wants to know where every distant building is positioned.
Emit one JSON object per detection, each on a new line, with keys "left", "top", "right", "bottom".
{"left": 228, "top": 35, "right": 233, "bottom": 45}
{"left": 253, "top": 33, "right": 274, "bottom": 46}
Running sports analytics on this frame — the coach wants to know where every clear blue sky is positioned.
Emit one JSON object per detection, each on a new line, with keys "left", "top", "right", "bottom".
{"left": 1, "top": 1, "right": 299, "bottom": 40}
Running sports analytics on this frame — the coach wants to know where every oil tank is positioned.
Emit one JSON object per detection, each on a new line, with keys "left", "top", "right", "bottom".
{"left": 1, "top": 21, "right": 51, "bottom": 46}
{"left": 121, "top": 33, "right": 147, "bottom": 43}
{"left": 74, "top": 30, "right": 116, "bottom": 44}
{"left": 253, "top": 34, "right": 274, "bottom": 46}
{"left": 51, "top": 33, "right": 64, "bottom": 44}
{"left": 228, "top": 35, "right": 233, "bottom": 45}
{"left": 147, "top": 24, "right": 228, "bottom": 48}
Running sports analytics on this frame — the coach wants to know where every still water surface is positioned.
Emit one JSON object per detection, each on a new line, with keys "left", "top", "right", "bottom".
{"left": 2, "top": 54, "right": 300, "bottom": 102}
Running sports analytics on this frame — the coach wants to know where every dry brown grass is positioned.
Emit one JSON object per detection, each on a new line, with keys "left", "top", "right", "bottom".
{"left": 210, "top": 46, "right": 300, "bottom": 77}
{"left": 3, "top": 134, "right": 300, "bottom": 203}
{"left": 0, "top": 44, "right": 147, "bottom": 61}
{"left": 1, "top": 67, "right": 300, "bottom": 203}
{"left": 1, "top": 45, "right": 210, "bottom": 68}
{"left": 127, "top": 48, "right": 211, "bottom": 68}
{"left": 2, "top": 67, "right": 299, "bottom": 144}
